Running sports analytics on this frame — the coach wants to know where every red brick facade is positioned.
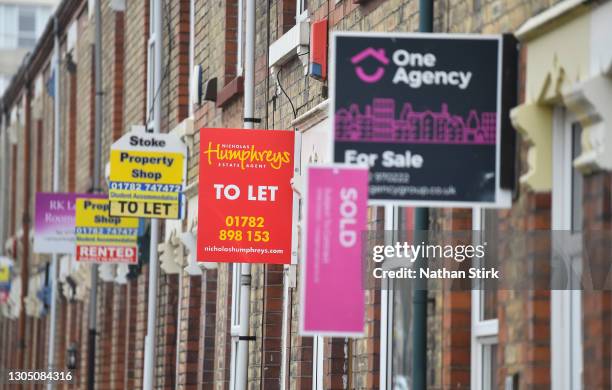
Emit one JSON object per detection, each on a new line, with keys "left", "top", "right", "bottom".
{"left": 0, "top": 1, "right": 611, "bottom": 390}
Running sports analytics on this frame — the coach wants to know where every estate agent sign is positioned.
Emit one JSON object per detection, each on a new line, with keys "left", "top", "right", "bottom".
{"left": 0, "top": 257, "right": 11, "bottom": 304}
{"left": 109, "top": 131, "right": 187, "bottom": 219}
{"left": 332, "top": 32, "right": 511, "bottom": 207}
{"left": 300, "top": 165, "right": 368, "bottom": 336}
{"left": 34, "top": 192, "right": 82, "bottom": 254}
{"left": 75, "top": 196, "right": 139, "bottom": 264}
{"left": 197, "top": 128, "right": 297, "bottom": 264}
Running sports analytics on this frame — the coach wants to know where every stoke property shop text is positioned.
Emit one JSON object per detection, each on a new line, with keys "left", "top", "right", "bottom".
{"left": 119, "top": 152, "right": 175, "bottom": 181}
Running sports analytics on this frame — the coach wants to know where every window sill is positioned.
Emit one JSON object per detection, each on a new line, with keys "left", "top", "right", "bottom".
{"left": 216, "top": 76, "right": 244, "bottom": 108}
{"left": 268, "top": 17, "right": 310, "bottom": 69}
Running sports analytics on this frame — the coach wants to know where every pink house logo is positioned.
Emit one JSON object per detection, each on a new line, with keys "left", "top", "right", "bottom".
{"left": 351, "top": 48, "right": 389, "bottom": 83}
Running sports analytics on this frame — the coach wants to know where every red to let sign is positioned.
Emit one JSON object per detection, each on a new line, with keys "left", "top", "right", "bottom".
{"left": 197, "top": 128, "right": 297, "bottom": 264}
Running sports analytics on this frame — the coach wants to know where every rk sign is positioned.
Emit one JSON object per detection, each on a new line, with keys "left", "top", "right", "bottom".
{"left": 331, "top": 32, "right": 516, "bottom": 207}
{"left": 109, "top": 130, "right": 187, "bottom": 219}
{"left": 197, "top": 128, "right": 297, "bottom": 264}
{"left": 34, "top": 192, "right": 83, "bottom": 254}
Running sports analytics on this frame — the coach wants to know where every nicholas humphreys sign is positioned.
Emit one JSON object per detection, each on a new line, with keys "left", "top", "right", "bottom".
{"left": 109, "top": 131, "right": 188, "bottom": 219}
{"left": 75, "top": 196, "right": 139, "bottom": 264}
{"left": 331, "top": 32, "right": 510, "bottom": 207}
{"left": 197, "top": 128, "right": 297, "bottom": 265}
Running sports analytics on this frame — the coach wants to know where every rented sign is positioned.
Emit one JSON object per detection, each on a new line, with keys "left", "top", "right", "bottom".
{"left": 300, "top": 165, "right": 368, "bottom": 336}
{"left": 75, "top": 196, "right": 139, "bottom": 264}
{"left": 197, "top": 128, "right": 297, "bottom": 264}
{"left": 109, "top": 131, "right": 187, "bottom": 219}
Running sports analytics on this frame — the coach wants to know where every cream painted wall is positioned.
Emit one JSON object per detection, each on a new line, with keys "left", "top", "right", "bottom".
{"left": 525, "top": 12, "right": 590, "bottom": 104}
{"left": 590, "top": 1, "right": 612, "bottom": 75}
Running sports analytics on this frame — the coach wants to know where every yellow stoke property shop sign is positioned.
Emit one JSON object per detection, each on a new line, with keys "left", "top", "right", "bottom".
{"left": 109, "top": 131, "right": 188, "bottom": 219}
{"left": 75, "top": 196, "right": 139, "bottom": 264}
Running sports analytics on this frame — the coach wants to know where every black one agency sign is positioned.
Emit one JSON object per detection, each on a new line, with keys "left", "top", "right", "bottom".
{"left": 331, "top": 32, "right": 514, "bottom": 207}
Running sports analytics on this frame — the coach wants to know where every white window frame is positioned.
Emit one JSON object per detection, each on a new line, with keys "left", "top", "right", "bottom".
{"left": 380, "top": 205, "right": 397, "bottom": 389}
{"left": 550, "top": 107, "right": 583, "bottom": 390}
{"left": 229, "top": 264, "right": 242, "bottom": 390}
{"left": 268, "top": 0, "right": 309, "bottom": 70}
{"left": 296, "top": 0, "right": 308, "bottom": 22}
{"left": 312, "top": 335, "right": 324, "bottom": 389}
{"left": 471, "top": 207, "right": 499, "bottom": 390}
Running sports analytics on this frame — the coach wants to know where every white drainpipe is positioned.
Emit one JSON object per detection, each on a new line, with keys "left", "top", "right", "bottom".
{"left": 143, "top": 0, "right": 163, "bottom": 388}
{"left": 231, "top": 0, "right": 256, "bottom": 389}
{"left": 46, "top": 16, "right": 62, "bottom": 389}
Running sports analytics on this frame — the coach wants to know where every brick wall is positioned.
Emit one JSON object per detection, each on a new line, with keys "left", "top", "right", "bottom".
{"left": 497, "top": 192, "right": 552, "bottom": 390}
{"left": 0, "top": 2, "right": 609, "bottom": 390}
{"left": 110, "top": 284, "right": 128, "bottom": 389}
{"left": 75, "top": 5, "right": 95, "bottom": 193}
{"left": 95, "top": 283, "right": 114, "bottom": 390}
{"left": 198, "top": 269, "right": 218, "bottom": 390}
{"left": 155, "top": 273, "right": 179, "bottom": 389}
{"left": 79, "top": 295, "right": 90, "bottom": 390}
{"left": 123, "top": 0, "right": 148, "bottom": 128}
{"left": 100, "top": 0, "right": 124, "bottom": 173}
{"left": 176, "top": 273, "right": 201, "bottom": 389}
{"left": 161, "top": 0, "right": 190, "bottom": 131}
{"left": 134, "top": 265, "right": 150, "bottom": 389}
{"left": 433, "top": 209, "right": 472, "bottom": 390}
{"left": 582, "top": 171, "right": 612, "bottom": 388}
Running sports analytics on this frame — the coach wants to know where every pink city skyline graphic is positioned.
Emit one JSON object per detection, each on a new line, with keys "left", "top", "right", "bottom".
{"left": 335, "top": 98, "right": 497, "bottom": 145}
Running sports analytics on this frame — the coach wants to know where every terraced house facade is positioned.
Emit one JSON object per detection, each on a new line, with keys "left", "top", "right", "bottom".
{"left": 1, "top": 0, "right": 612, "bottom": 389}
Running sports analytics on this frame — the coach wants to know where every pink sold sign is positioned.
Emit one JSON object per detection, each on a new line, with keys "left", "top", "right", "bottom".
{"left": 300, "top": 165, "right": 368, "bottom": 336}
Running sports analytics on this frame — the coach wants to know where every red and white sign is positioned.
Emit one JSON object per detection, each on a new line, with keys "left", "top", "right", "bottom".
{"left": 197, "top": 128, "right": 297, "bottom": 264}
{"left": 76, "top": 245, "right": 137, "bottom": 264}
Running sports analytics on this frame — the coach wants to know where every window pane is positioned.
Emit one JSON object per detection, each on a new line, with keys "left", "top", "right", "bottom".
{"left": 571, "top": 123, "right": 583, "bottom": 233}
{"left": 481, "top": 210, "right": 498, "bottom": 321}
{"left": 18, "top": 6, "right": 36, "bottom": 48}
{"left": 19, "top": 8, "right": 36, "bottom": 33}
{"left": 17, "top": 36, "right": 36, "bottom": 47}
{"left": 0, "top": 5, "right": 19, "bottom": 49}
{"left": 482, "top": 344, "right": 498, "bottom": 390}
{"left": 392, "top": 277, "right": 413, "bottom": 389}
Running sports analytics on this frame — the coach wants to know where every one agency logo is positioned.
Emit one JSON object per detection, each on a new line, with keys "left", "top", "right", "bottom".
{"left": 351, "top": 47, "right": 389, "bottom": 83}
